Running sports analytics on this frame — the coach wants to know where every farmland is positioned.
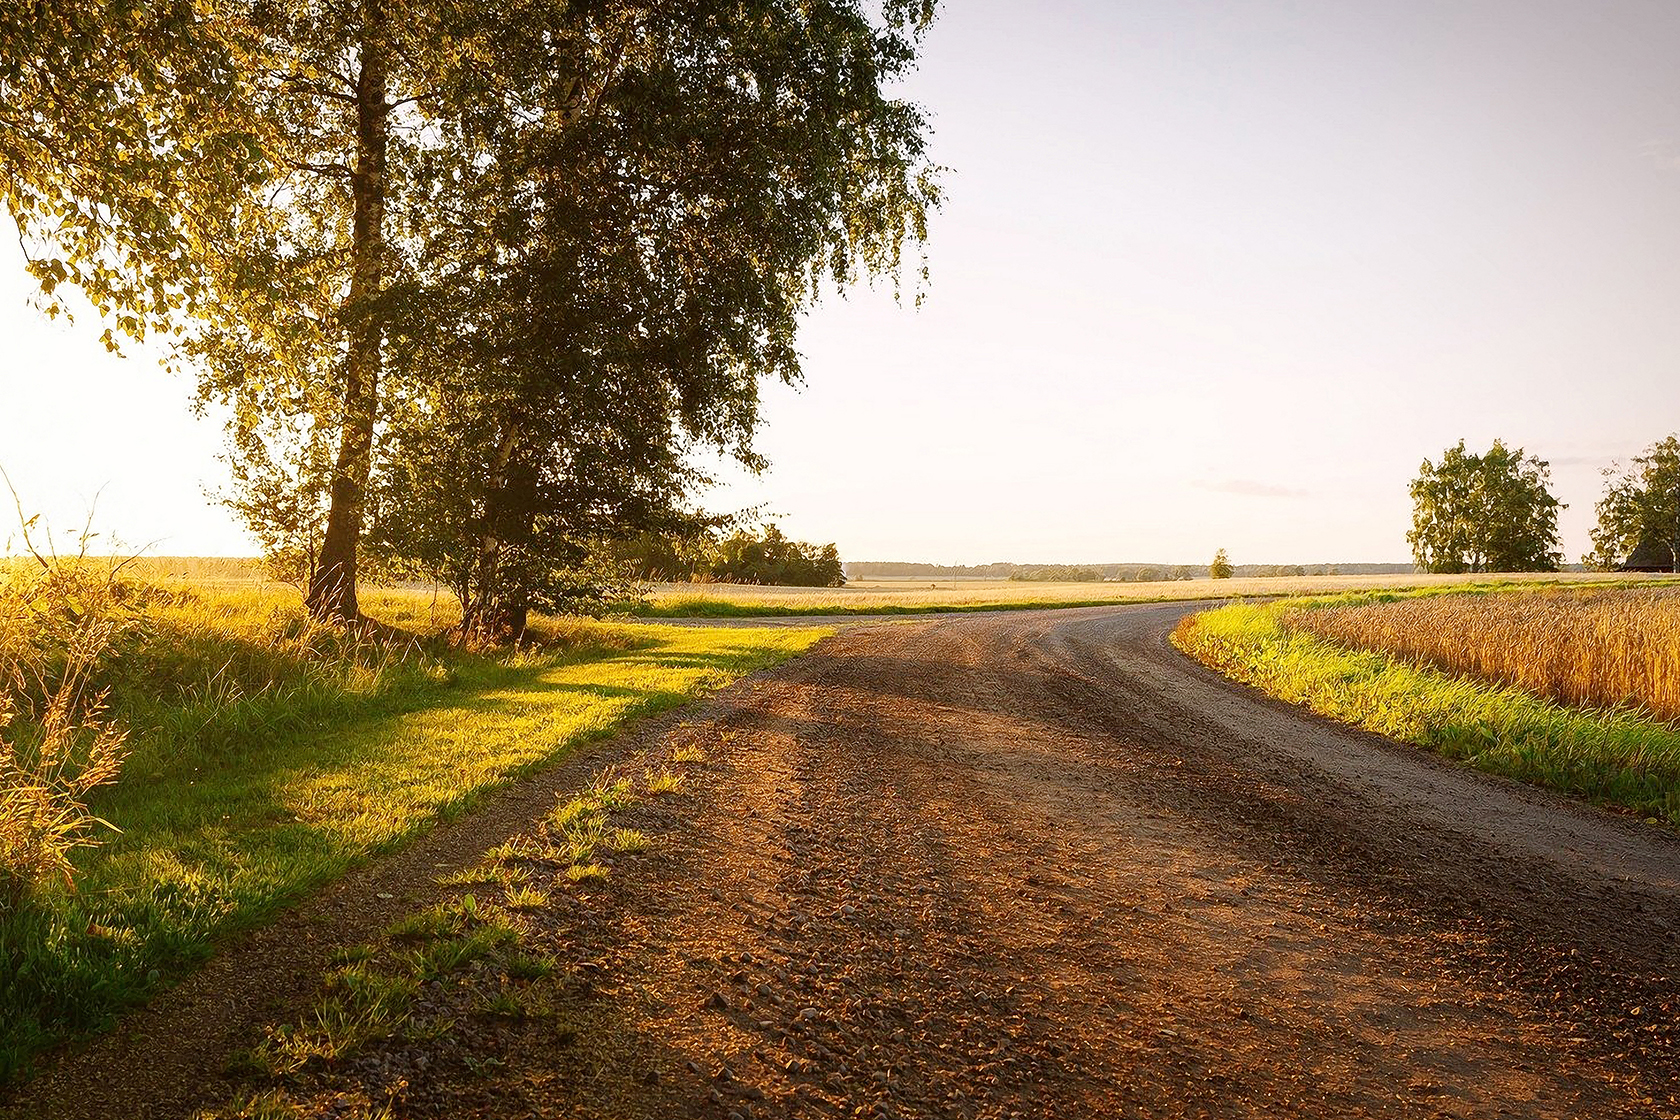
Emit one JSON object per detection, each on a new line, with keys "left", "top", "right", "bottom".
{"left": 1293, "top": 585, "right": 1680, "bottom": 721}
{"left": 639, "top": 570, "right": 1652, "bottom": 616}
{"left": 61, "top": 562, "right": 1668, "bottom": 621}
{"left": 1174, "top": 585, "right": 1680, "bottom": 824}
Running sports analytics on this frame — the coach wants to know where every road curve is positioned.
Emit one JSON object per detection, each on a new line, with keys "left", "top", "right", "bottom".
{"left": 638, "top": 602, "right": 1680, "bottom": 1118}
{"left": 9, "top": 602, "right": 1679, "bottom": 1119}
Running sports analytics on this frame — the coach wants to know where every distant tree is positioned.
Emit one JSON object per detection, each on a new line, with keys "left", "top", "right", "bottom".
{"left": 1585, "top": 435, "right": 1680, "bottom": 572}
{"left": 1209, "top": 549, "right": 1234, "bottom": 579}
{"left": 701, "top": 525, "right": 845, "bottom": 587}
{"left": 1407, "top": 440, "right": 1562, "bottom": 573}
{"left": 1009, "top": 565, "right": 1102, "bottom": 582}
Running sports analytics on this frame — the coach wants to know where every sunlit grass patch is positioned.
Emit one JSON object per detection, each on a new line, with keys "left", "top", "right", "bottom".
{"left": 642, "top": 767, "right": 686, "bottom": 796}
{"left": 1174, "top": 591, "right": 1680, "bottom": 824}
{"left": 564, "top": 862, "right": 609, "bottom": 884}
{"left": 504, "top": 885, "right": 549, "bottom": 911}
{"left": 0, "top": 570, "right": 827, "bottom": 1083}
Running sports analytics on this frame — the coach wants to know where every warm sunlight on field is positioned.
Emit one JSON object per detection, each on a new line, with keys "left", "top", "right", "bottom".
{"left": 641, "top": 571, "right": 1657, "bottom": 614}
{"left": 1290, "top": 585, "right": 1680, "bottom": 722}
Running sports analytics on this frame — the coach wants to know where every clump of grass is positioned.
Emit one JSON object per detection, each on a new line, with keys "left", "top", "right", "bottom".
{"left": 504, "top": 951, "right": 555, "bottom": 980}
{"left": 250, "top": 961, "right": 419, "bottom": 1075}
{"left": 643, "top": 768, "right": 686, "bottom": 796}
{"left": 246, "top": 894, "right": 516, "bottom": 1078}
{"left": 535, "top": 775, "right": 640, "bottom": 883}
{"left": 0, "top": 547, "right": 133, "bottom": 911}
{"left": 668, "top": 744, "right": 706, "bottom": 763}
{"left": 504, "top": 885, "right": 549, "bottom": 911}
{"left": 1175, "top": 595, "right": 1680, "bottom": 823}
{"left": 564, "top": 863, "right": 608, "bottom": 883}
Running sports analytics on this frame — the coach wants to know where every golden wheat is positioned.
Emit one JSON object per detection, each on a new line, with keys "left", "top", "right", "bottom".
{"left": 1289, "top": 587, "right": 1680, "bottom": 722}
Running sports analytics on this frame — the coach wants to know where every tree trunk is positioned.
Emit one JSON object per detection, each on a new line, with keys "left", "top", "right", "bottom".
{"left": 461, "top": 423, "right": 523, "bottom": 638}
{"left": 306, "top": 0, "right": 388, "bottom": 624}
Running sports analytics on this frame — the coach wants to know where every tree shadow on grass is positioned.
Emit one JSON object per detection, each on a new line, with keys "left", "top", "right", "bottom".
{"left": 0, "top": 627, "right": 810, "bottom": 1086}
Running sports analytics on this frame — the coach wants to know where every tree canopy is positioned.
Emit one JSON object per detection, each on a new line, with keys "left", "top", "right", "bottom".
{"left": 1209, "top": 549, "right": 1233, "bottom": 579}
{"left": 1407, "top": 439, "right": 1563, "bottom": 573}
{"left": 6, "top": 1, "right": 939, "bottom": 632}
{"left": 1, "top": 2, "right": 249, "bottom": 346}
{"left": 1586, "top": 435, "right": 1680, "bottom": 572}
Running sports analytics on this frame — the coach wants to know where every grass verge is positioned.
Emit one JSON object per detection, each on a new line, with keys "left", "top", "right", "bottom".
{"left": 199, "top": 765, "right": 666, "bottom": 1119}
{"left": 1173, "top": 594, "right": 1680, "bottom": 826}
{"left": 0, "top": 593, "right": 824, "bottom": 1085}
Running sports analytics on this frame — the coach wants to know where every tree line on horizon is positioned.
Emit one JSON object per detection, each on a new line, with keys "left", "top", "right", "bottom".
{"left": 615, "top": 524, "right": 845, "bottom": 588}
{"left": 1408, "top": 435, "right": 1680, "bottom": 574}
{"left": 848, "top": 560, "right": 1371, "bottom": 582}
{"left": 2, "top": 1, "right": 940, "bottom": 636}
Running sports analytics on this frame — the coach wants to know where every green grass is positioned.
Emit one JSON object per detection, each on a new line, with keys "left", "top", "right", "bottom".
{"left": 240, "top": 893, "right": 522, "bottom": 1086}
{"left": 1174, "top": 594, "right": 1680, "bottom": 825}
{"left": 0, "top": 585, "right": 826, "bottom": 1084}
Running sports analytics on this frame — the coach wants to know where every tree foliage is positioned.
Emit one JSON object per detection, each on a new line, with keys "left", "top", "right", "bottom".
{"left": 356, "top": 0, "right": 937, "bottom": 633}
{"left": 6, "top": 2, "right": 939, "bottom": 633}
{"left": 1209, "top": 549, "right": 1233, "bottom": 579}
{"left": 1407, "top": 440, "right": 1562, "bottom": 573}
{"left": 1586, "top": 435, "right": 1680, "bottom": 572}
{"left": 618, "top": 524, "right": 844, "bottom": 588}
{"left": 1008, "top": 565, "right": 1102, "bottom": 582}
{"left": 0, "top": 1, "right": 251, "bottom": 347}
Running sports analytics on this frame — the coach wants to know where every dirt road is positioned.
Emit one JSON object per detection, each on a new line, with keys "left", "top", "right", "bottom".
{"left": 12, "top": 603, "right": 1680, "bottom": 1118}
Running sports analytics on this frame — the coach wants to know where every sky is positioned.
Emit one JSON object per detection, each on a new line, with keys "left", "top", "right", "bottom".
{"left": 5, "top": 0, "right": 1680, "bottom": 565}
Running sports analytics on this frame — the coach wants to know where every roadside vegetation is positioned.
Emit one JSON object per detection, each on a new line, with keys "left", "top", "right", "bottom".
{"left": 1174, "top": 584, "right": 1680, "bottom": 826}
{"left": 1294, "top": 586, "right": 1680, "bottom": 721}
{"left": 0, "top": 558, "right": 824, "bottom": 1083}
{"left": 198, "top": 764, "right": 676, "bottom": 1119}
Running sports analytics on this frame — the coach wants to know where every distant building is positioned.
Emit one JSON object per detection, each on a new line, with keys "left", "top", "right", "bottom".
{"left": 1620, "top": 534, "right": 1678, "bottom": 573}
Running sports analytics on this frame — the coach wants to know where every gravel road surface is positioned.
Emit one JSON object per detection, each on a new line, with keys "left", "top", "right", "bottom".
{"left": 9, "top": 603, "right": 1678, "bottom": 1119}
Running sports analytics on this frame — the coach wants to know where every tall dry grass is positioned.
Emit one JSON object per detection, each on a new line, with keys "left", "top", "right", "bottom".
{"left": 0, "top": 555, "right": 132, "bottom": 911}
{"left": 1289, "top": 587, "right": 1680, "bottom": 722}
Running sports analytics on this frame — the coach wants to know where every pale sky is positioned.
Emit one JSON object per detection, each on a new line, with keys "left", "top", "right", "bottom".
{"left": 5, "top": 0, "right": 1680, "bottom": 565}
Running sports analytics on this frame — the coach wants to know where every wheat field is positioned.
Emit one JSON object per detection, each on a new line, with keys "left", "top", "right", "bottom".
{"left": 1290, "top": 586, "right": 1680, "bottom": 722}
{"left": 643, "top": 571, "right": 1655, "bottom": 614}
